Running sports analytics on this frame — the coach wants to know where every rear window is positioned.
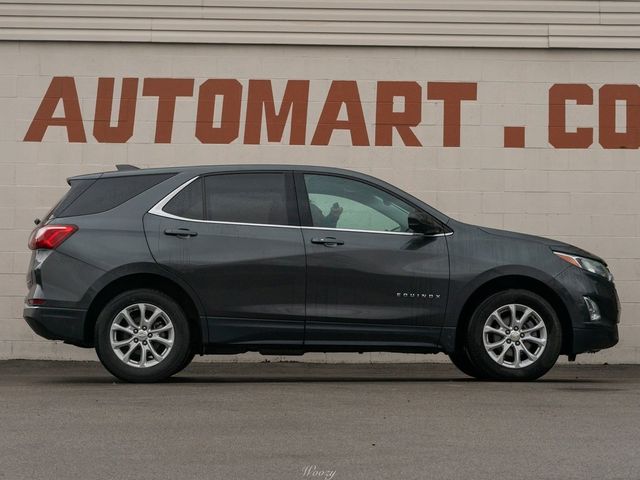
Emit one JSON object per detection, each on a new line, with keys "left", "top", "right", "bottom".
{"left": 45, "top": 178, "right": 96, "bottom": 221}
{"left": 52, "top": 173, "right": 174, "bottom": 218}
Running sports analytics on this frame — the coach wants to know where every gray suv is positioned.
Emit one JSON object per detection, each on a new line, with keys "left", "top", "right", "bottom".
{"left": 24, "top": 165, "right": 619, "bottom": 382}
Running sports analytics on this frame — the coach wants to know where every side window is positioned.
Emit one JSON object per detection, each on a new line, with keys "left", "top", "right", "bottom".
{"left": 163, "top": 178, "right": 204, "bottom": 220}
{"left": 44, "top": 178, "right": 95, "bottom": 221}
{"left": 59, "top": 173, "right": 175, "bottom": 217}
{"left": 303, "top": 174, "right": 414, "bottom": 233}
{"left": 204, "top": 173, "right": 293, "bottom": 226}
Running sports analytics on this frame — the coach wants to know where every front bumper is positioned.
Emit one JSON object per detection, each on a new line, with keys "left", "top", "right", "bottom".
{"left": 572, "top": 323, "right": 619, "bottom": 354}
{"left": 555, "top": 266, "right": 620, "bottom": 355}
{"left": 23, "top": 305, "right": 89, "bottom": 347}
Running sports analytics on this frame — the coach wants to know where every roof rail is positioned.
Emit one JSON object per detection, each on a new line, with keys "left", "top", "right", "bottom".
{"left": 115, "top": 164, "right": 139, "bottom": 171}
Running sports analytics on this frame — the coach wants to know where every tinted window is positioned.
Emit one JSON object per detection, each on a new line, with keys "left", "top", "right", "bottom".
{"left": 204, "top": 173, "right": 292, "bottom": 226}
{"left": 304, "top": 174, "right": 413, "bottom": 232}
{"left": 45, "top": 178, "right": 96, "bottom": 221}
{"left": 164, "top": 178, "right": 204, "bottom": 220}
{"left": 59, "top": 173, "right": 175, "bottom": 217}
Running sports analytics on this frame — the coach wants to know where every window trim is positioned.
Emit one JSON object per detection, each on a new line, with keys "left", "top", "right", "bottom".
{"left": 149, "top": 172, "right": 452, "bottom": 237}
{"left": 161, "top": 175, "right": 205, "bottom": 221}
{"left": 149, "top": 172, "right": 300, "bottom": 228}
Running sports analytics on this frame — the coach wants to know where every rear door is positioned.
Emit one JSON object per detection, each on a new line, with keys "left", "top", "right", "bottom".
{"left": 144, "top": 171, "right": 306, "bottom": 347}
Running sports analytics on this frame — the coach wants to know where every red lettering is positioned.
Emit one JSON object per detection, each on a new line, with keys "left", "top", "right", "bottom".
{"left": 142, "top": 78, "right": 194, "bottom": 143}
{"left": 93, "top": 78, "right": 138, "bottom": 143}
{"left": 23, "top": 76, "right": 86, "bottom": 143}
{"left": 504, "top": 126, "right": 525, "bottom": 148}
{"left": 311, "top": 81, "right": 369, "bottom": 146}
{"left": 375, "top": 81, "right": 422, "bottom": 147}
{"left": 195, "top": 79, "right": 242, "bottom": 144}
{"left": 548, "top": 84, "right": 593, "bottom": 149}
{"left": 427, "top": 82, "right": 477, "bottom": 147}
{"left": 599, "top": 84, "right": 640, "bottom": 149}
{"left": 244, "top": 80, "right": 309, "bottom": 145}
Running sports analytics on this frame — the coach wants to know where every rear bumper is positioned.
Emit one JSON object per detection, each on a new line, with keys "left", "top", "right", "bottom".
{"left": 23, "top": 305, "right": 89, "bottom": 347}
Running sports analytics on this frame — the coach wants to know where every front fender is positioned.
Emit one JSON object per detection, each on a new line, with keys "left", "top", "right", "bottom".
{"left": 440, "top": 265, "right": 574, "bottom": 353}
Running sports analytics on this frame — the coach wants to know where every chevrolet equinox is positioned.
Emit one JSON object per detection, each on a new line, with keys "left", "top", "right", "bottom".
{"left": 24, "top": 165, "right": 619, "bottom": 382}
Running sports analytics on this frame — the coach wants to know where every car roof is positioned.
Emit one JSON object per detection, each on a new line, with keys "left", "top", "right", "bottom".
{"left": 69, "top": 164, "right": 379, "bottom": 182}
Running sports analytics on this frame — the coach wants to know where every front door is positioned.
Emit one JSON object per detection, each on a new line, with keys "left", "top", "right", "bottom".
{"left": 297, "top": 173, "right": 449, "bottom": 349}
{"left": 145, "top": 171, "right": 306, "bottom": 346}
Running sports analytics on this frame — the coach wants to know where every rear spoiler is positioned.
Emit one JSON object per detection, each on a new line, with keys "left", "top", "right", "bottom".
{"left": 65, "top": 164, "right": 138, "bottom": 185}
{"left": 116, "top": 164, "right": 139, "bottom": 171}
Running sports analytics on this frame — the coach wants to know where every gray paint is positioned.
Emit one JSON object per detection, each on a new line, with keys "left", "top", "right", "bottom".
{"left": 24, "top": 165, "right": 619, "bottom": 362}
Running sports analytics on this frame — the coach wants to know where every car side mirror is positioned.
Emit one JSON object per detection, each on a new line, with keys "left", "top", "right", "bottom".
{"left": 408, "top": 212, "right": 443, "bottom": 235}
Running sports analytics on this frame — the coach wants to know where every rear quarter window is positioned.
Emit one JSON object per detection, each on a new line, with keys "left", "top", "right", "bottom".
{"left": 163, "top": 178, "right": 204, "bottom": 220}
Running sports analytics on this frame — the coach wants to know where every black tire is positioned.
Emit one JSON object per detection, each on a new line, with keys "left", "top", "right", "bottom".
{"left": 464, "top": 289, "right": 562, "bottom": 381}
{"left": 95, "top": 289, "right": 192, "bottom": 383}
{"left": 448, "top": 347, "right": 486, "bottom": 379}
{"left": 175, "top": 349, "right": 196, "bottom": 376}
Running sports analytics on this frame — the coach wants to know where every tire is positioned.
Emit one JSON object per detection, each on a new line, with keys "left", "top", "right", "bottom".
{"left": 175, "top": 349, "right": 196, "bottom": 376}
{"left": 95, "top": 289, "right": 192, "bottom": 383}
{"left": 464, "top": 289, "right": 562, "bottom": 381}
{"left": 448, "top": 347, "right": 486, "bottom": 379}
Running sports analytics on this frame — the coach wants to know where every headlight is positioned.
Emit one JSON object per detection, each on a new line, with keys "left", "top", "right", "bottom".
{"left": 554, "top": 251, "right": 613, "bottom": 282}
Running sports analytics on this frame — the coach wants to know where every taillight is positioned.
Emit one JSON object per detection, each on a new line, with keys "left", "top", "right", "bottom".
{"left": 28, "top": 225, "right": 77, "bottom": 250}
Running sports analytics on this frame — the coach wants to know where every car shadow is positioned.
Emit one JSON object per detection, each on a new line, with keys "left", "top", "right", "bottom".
{"left": 9, "top": 361, "right": 628, "bottom": 386}
{"left": 40, "top": 375, "right": 613, "bottom": 385}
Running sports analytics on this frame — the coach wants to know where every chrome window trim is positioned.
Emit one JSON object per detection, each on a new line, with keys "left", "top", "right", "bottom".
{"left": 148, "top": 175, "right": 199, "bottom": 217}
{"left": 148, "top": 175, "right": 301, "bottom": 230}
{"left": 148, "top": 176, "right": 453, "bottom": 237}
{"left": 301, "top": 226, "right": 451, "bottom": 237}
{"left": 153, "top": 212, "right": 301, "bottom": 229}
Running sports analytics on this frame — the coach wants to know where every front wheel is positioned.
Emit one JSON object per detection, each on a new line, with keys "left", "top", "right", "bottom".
{"left": 95, "top": 289, "right": 192, "bottom": 383}
{"left": 464, "top": 289, "right": 562, "bottom": 381}
{"left": 448, "top": 347, "right": 486, "bottom": 379}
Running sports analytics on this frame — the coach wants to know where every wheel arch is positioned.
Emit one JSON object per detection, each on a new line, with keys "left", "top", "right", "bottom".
{"left": 82, "top": 267, "right": 206, "bottom": 352}
{"left": 452, "top": 274, "right": 573, "bottom": 356}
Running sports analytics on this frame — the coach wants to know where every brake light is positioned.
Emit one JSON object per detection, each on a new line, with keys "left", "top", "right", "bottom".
{"left": 28, "top": 225, "right": 77, "bottom": 250}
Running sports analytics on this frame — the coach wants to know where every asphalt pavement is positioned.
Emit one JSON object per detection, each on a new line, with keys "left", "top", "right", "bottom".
{"left": 0, "top": 360, "right": 638, "bottom": 480}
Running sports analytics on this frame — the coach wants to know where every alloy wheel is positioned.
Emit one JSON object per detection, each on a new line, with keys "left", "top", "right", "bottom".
{"left": 109, "top": 303, "right": 175, "bottom": 368}
{"left": 482, "top": 303, "right": 547, "bottom": 369}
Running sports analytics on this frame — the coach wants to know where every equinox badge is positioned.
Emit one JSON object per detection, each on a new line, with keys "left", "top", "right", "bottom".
{"left": 397, "top": 292, "right": 441, "bottom": 299}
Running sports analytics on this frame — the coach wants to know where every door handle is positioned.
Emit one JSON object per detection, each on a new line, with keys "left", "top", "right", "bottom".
{"left": 164, "top": 228, "right": 198, "bottom": 238}
{"left": 310, "top": 236, "right": 344, "bottom": 246}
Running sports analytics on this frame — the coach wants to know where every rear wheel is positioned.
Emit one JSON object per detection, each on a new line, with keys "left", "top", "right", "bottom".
{"left": 95, "top": 289, "right": 192, "bottom": 383}
{"left": 464, "top": 289, "right": 562, "bottom": 381}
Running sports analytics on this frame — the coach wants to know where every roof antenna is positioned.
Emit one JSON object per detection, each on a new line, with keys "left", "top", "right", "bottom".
{"left": 116, "top": 164, "right": 139, "bottom": 171}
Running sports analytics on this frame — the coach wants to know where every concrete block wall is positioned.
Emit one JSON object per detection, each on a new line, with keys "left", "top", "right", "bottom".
{"left": 1, "top": 41, "right": 638, "bottom": 363}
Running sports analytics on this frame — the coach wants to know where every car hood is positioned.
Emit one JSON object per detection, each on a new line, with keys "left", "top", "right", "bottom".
{"left": 476, "top": 226, "right": 606, "bottom": 264}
